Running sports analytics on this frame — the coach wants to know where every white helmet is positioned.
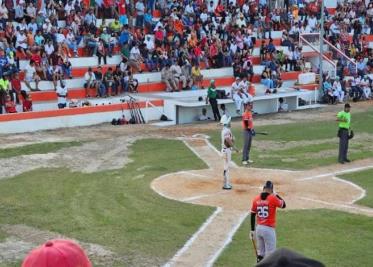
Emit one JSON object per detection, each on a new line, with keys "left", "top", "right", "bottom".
{"left": 220, "top": 114, "right": 231, "bottom": 125}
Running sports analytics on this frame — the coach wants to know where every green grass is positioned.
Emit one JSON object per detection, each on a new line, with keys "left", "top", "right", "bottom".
{"left": 0, "top": 228, "right": 6, "bottom": 242}
{"left": 0, "top": 141, "right": 83, "bottom": 159}
{"left": 215, "top": 209, "right": 373, "bottom": 267}
{"left": 209, "top": 109, "right": 373, "bottom": 170}
{"left": 0, "top": 139, "right": 213, "bottom": 266}
{"left": 340, "top": 169, "right": 373, "bottom": 208}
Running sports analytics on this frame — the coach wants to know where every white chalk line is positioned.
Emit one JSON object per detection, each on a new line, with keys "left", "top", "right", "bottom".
{"left": 299, "top": 197, "right": 373, "bottom": 215}
{"left": 182, "top": 191, "right": 229, "bottom": 202}
{"left": 163, "top": 207, "right": 223, "bottom": 267}
{"left": 331, "top": 176, "right": 366, "bottom": 205}
{"left": 182, "top": 139, "right": 213, "bottom": 170}
{"left": 205, "top": 212, "right": 248, "bottom": 267}
{"left": 298, "top": 165, "right": 373, "bottom": 181}
{"left": 178, "top": 171, "right": 209, "bottom": 178}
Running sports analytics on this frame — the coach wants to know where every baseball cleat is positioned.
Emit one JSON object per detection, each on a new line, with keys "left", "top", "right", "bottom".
{"left": 242, "top": 161, "right": 248, "bottom": 165}
{"left": 344, "top": 159, "right": 351, "bottom": 162}
{"left": 248, "top": 159, "right": 254, "bottom": 163}
{"left": 222, "top": 185, "right": 232, "bottom": 190}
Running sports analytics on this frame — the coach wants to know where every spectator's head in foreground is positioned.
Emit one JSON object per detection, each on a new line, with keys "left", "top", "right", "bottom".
{"left": 256, "top": 248, "right": 325, "bottom": 267}
{"left": 22, "top": 239, "right": 92, "bottom": 267}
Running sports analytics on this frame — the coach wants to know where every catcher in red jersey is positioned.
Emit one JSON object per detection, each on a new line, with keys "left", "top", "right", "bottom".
{"left": 250, "top": 181, "right": 286, "bottom": 263}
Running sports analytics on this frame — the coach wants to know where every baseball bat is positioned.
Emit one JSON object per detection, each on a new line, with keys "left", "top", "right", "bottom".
{"left": 255, "top": 132, "right": 269, "bottom": 135}
{"left": 134, "top": 100, "right": 145, "bottom": 124}
{"left": 251, "top": 237, "right": 258, "bottom": 258}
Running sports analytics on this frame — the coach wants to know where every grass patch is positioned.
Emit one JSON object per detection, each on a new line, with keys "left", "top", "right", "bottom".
{"left": 340, "top": 169, "right": 373, "bottom": 208}
{"left": 215, "top": 209, "right": 373, "bottom": 267}
{"left": 0, "top": 228, "right": 6, "bottom": 242}
{"left": 209, "top": 109, "right": 373, "bottom": 170}
{"left": 0, "top": 139, "right": 213, "bottom": 266}
{"left": 0, "top": 141, "right": 83, "bottom": 159}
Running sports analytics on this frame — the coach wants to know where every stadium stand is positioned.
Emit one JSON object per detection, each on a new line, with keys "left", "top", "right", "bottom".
{"left": 0, "top": 0, "right": 372, "bottom": 132}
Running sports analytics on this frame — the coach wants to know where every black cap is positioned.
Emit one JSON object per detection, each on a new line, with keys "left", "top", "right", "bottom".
{"left": 345, "top": 103, "right": 351, "bottom": 108}
{"left": 263, "top": 181, "right": 273, "bottom": 190}
{"left": 256, "top": 248, "right": 325, "bottom": 267}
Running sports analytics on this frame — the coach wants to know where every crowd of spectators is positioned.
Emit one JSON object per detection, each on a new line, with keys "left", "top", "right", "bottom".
{"left": 0, "top": 0, "right": 373, "bottom": 114}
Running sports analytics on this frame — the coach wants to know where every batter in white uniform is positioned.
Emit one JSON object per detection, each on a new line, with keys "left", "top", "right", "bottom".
{"left": 220, "top": 115, "right": 238, "bottom": 190}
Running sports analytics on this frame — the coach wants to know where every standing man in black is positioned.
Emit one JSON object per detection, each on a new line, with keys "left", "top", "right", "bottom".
{"left": 206, "top": 80, "right": 221, "bottom": 121}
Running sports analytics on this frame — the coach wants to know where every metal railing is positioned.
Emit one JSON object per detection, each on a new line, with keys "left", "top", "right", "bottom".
{"left": 299, "top": 33, "right": 337, "bottom": 78}
{"left": 299, "top": 33, "right": 358, "bottom": 77}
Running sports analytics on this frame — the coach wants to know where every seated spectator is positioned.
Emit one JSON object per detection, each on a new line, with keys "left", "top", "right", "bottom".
{"left": 10, "top": 72, "right": 23, "bottom": 104}
{"left": 361, "top": 75, "right": 371, "bottom": 100}
{"left": 278, "top": 97, "right": 288, "bottom": 112}
{"left": 261, "top": 72, "right": 274, "bottom": 89}
{"left": 56, "top": 80, "right": 68, "bottom": 109}
{"left": 84, "top": 67, "right": 97, "bottom": 98}
{"left": 332, "top": 76, "right": 345, "bottom": 103}
{"left": 231, "top": 77, "right": 248, "bottom": 114}
{"left": 191, "top": 63, "right": 203, "bottom": 89}
{"left": 127, "top": 71, "right": 139, "bottom": 93}
{"left": 100, "top": 28, "right": 114, "bottom": 57}
{"left": 22, "top": 95, "right": 33, "bottom": 112}
{"left": 161, "top": 64, "right": 176, "bottom": 92}
{"left": 323, "top": 77, "right": 335, "bottom": 104}
{"left": 94, "top": 66, "right": 106, "bottom": 97}
{"left": 128, "top": 43, "right": 143, "bottom": 73}
{"left": 198, "top": 108, "right": 211, "bottom": 121}
{"left": 5, "top": 95, "right": 17, "bottom": 113}
{"left": 104, "top": 67, "right": 116, "bottom": 95}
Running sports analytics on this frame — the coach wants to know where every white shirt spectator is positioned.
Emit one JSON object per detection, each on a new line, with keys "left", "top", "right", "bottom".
{"left": 26, "top": 4, "right": 36, "bottom": 18}
{"left": 130, "top": 46, "right": 141, "bottom": 60}
{"left": 200, "top": 11, "right": 208, "bottom": 23}
{"left": 43, "top": 21, "right": 52, "bottom": 33}
{"left": 56, "top": 84, "right": 68, "bottom": 105}
{"left": 308, "top": 16, "right": 317, "bottom": 30}
{"left": 65, "top": 2, "right": 74, "bottom": 15}
{"left": 239, "top": 80, "right": 249, "bottom": 93}
{"left": 25, "top": 64, "right": 36, "bottom": 82}
{"left": 185, "top": 3, "right": 194, "bottom": 16}
{"left": 135, "top": 0, "right": 145, "bottom": 15}
{"left": 45, "top": 43, "right": 54, "bottom": 56}
{"left": 0, "top": 5, "right": 8, "bottom": 19}
{"left": 84, "top": 71, "right": 96, "bottom": 82}
{"left": 144, "top": 35, "right": 155, "bottom": 51}
{"left": 15, "top": 32, "right": 27, "bottom": 49}
{"left": 55, "top": 32, "right": 66, "bottom": 44}
{"left": 28, "top": 22, "right": 38, "bottom": 34}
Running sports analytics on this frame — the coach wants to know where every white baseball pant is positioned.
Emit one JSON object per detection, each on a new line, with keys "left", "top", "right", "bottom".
{"left": 256, "top": 224, "right": 276, "bottom": 258}
{"left": 222, "top": 147, "right": 232, "bottom": 188}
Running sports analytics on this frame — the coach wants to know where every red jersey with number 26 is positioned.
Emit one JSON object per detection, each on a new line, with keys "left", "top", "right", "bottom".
{"left": 251, "top": 194, "right": 284, "bottom": 228}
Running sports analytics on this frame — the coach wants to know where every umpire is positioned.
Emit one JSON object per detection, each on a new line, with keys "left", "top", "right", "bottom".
{"left": 336, "top": 103, "right": 352, "bottom": 164}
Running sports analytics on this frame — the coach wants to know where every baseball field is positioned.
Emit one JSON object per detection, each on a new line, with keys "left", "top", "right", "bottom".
{"left": 0, "top": 103, "right": 373, "bottom": 266}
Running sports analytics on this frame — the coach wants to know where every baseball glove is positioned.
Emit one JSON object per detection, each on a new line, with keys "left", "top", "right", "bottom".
{"left": 224, "top": 139, "right": 232, "bottom": 148}
{"left": 348, "top": 130, "right": 354, "bottom": 140}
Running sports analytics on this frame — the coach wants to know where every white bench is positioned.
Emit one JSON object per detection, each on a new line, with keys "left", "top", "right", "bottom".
{"left": 157, "top": 87, "right": 315, "bottom": 125}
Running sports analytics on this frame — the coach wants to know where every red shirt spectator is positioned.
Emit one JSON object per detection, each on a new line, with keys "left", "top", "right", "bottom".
{"left": 11, "top": 75, "right": 21, "bottom": 94}
{"left": 31, "top": 53, "right": 42, "bottom": 66}
{"left": 118, "top": 0, "right": 126, "bottom": 15}
{"left": 155, "top": 28, "right": 164, "bottom": 42}
{"left": 23, "top": 97, "right": 33, "bottom": 112}
{"left": 5, "top": 96, "right": 17, "bottom": 113}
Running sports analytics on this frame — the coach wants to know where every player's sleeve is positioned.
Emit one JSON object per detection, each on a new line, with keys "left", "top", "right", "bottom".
{"left": 273, "top": 195, "right": 285, "bottom": 208}
{"left": 250, "top": 199, "right": 257, "bottom": 214}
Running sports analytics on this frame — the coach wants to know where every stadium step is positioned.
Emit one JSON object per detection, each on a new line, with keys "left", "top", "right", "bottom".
{"left": 26, "top": 72, "right": 301, "bottom": 102}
